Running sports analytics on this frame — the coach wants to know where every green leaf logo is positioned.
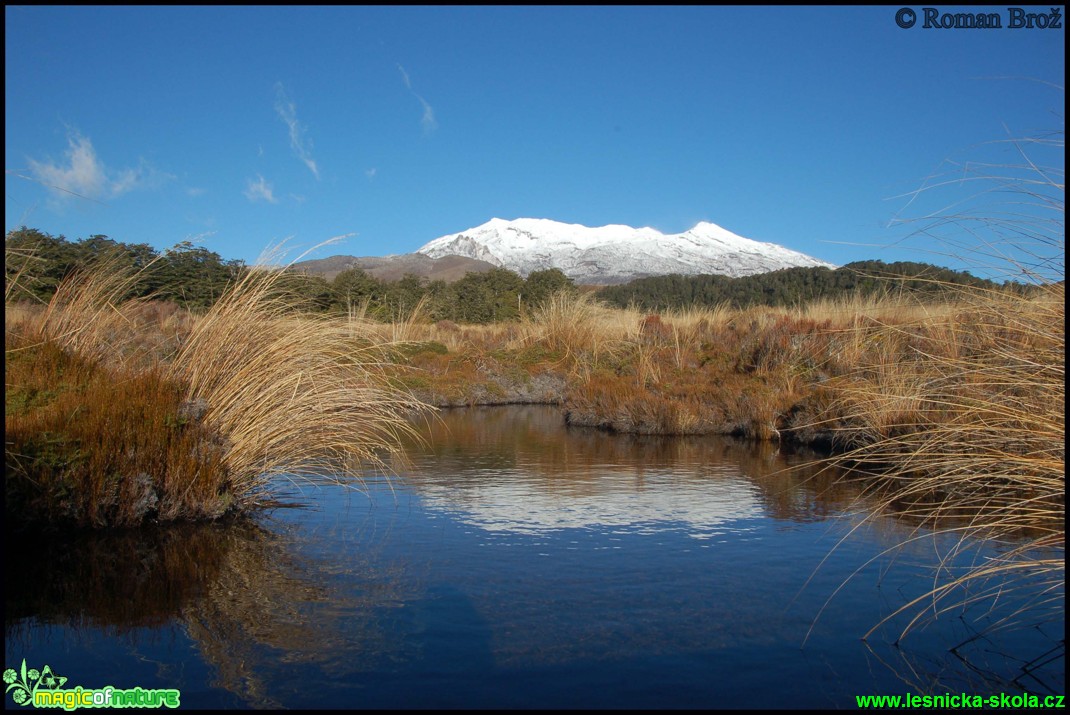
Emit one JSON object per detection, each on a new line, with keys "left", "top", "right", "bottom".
{"left": 4, "top": 660, "right": 66, "bottom": 707}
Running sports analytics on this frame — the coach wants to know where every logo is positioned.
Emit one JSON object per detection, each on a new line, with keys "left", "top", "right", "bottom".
{"left": 4, "top": 660, "right": 180, "bottom": 710}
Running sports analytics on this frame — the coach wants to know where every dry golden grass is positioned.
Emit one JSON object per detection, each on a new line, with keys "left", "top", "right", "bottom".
{"left": 511, "top": 289, "right": 607, "bottom": 361}
{"left": 808, "top": 282, "right": 1064, "bottom": 644}
{"left": 809, "top": 117, "right": 1065, "bottom": 645}
{"left": 4, "top": 302, "right": 43, "bottom": 332}
{"left": 795, "top": 287, "right": 958, "bottom": 327}
{"left": 167, "top": 260, "right": 430, "bottom": 499}
{"left": 22, "top": 251, "right": 158, "bottom": 367}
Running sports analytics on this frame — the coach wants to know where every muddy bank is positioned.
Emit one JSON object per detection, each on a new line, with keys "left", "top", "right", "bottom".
{"left": 405, "top": 359, "right": 840, "bottom": 450}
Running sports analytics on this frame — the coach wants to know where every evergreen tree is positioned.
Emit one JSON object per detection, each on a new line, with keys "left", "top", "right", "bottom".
{"left": 332, "top": 268, "right": 383, "bottom": 313}
{"left": 524, "top": 268, "right": 576, "bottom": 308}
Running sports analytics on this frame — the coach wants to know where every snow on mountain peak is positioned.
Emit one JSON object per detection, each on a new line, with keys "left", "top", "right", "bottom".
{"left": 417, "top": 218, "right": 835, "bottom": 284}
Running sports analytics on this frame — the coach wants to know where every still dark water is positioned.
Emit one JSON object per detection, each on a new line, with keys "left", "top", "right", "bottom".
{"left": 6, "top": 406, "right": 1064, "bottom": 709}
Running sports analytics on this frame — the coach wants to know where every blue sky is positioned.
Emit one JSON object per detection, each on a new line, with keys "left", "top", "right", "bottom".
{"left": 5, "top": 6, "right": 1064, "bottom": 278}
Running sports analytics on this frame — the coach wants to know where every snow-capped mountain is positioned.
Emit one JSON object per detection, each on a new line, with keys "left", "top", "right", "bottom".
{"left": 416, "top": 218, "right": 835, "bottom": 284}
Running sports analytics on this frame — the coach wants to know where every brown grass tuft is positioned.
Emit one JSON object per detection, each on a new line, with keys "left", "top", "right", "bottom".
{"left": 166, "top": 257, "right": 430, "bottom": 499}
{"left": 811, "top": 119, "right": 1064, "bottom": 644}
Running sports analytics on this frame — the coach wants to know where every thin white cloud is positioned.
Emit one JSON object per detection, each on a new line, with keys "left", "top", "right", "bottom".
{"left": 183, "top": 230, "right": 217, "bottom": 245}
{"left": 186, "top": 186, "right": 207, "bottom": 197}
{"left": 244, "top": 174, "right": 278, "bottom": 203}
{"left": 274, "top": 82, "right": 320, "bottom": 179}
{"left": 110, "top": 167, "right": 143, "bottom": 196}
{"left": 27, "top": 131, "right": 159, "bottom": 202}
{"left": 417, "top": 96, "right": 438, "bottom": 135}
{"left": 397, "top": 64, "right": 437, "bottom": 135}
{"left": 365, "top": 167, "right": 378, "bottom": 179}
{"left": 397, "top": 64, "right": 412, "bottom": 90}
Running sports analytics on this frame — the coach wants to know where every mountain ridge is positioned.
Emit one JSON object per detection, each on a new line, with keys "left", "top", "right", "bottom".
{"left": 292, "top": 218, "right": 836, "bottom": 285}
{"left": 416, "top": 218, "right": 835, "bottom": 284}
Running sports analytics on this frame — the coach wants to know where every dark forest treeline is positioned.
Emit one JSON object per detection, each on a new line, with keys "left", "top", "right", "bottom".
{"left": 595, "top": 261, "right": 1020, "bottom": 310}
{"left": 4, "top": 227, "right": 575, "bottom": 323}
{"left": 8, "top": 227, "right": 1023, "bottom": 320}
{"left": 6, "top": 227, "right": 245, "bottom": 309}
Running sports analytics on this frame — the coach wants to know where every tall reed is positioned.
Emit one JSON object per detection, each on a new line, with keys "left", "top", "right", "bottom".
{"left": 816, "top": 122, "right": 1064, "bottom": 645}
{"left": 166, "top": 258, "right": 429, "bottom": 500}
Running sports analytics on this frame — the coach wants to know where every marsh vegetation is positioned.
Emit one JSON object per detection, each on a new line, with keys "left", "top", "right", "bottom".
{"left": 5, "top": 250, "right": 427, "bottom": 528}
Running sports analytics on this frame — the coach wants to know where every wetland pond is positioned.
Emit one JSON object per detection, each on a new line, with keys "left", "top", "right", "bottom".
{"left": 5, "top": 406, "right": 1064, "bottom": 708}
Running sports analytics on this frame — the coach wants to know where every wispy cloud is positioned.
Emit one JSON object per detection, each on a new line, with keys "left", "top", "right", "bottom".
{"left": 183, "top": 230, "right": 217, "bottom": 245}
{"left": 417, "top": 96, "right": 437, "bottom": 135}
{"left": 244, "top": 174, "right": 278, "bottom": 203}
{"left": 26, "top": 131, "right": 161, "bottom": 202}
{"left": 274, "top": 82, "right": 320, "bottom": 179}
{"left": 365, "top": 167, "right": 378, "bottom": 180}
{"left": 397, "top": 64, "right": 438, "bottom": 135}
{"left": 186, "top": 186, "right": 207, "bottom": 197}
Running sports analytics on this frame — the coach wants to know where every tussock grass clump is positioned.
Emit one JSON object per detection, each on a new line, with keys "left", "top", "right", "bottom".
{"left": 4, "top": 251, "right": 223, "bottom": 527}
{"left": 168, "top": 262, "right": 428, "bottom": 499}
{"left": 5, "top": 249, "right": 430, "bottom": 528}
{"left": 564, "top": 375, "right": 726, "bottom": 435}
{"left": 513, "top": 290, "right": 599, "bottom": 355}
{"left": 812, "top": 120, "right": 1065, "bottom": 647}
{"left": 816, "top": 281, "right": 1064, "bottom": 640}
{"left": 511, "top": 290, "right": 620, "bottom": 368}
